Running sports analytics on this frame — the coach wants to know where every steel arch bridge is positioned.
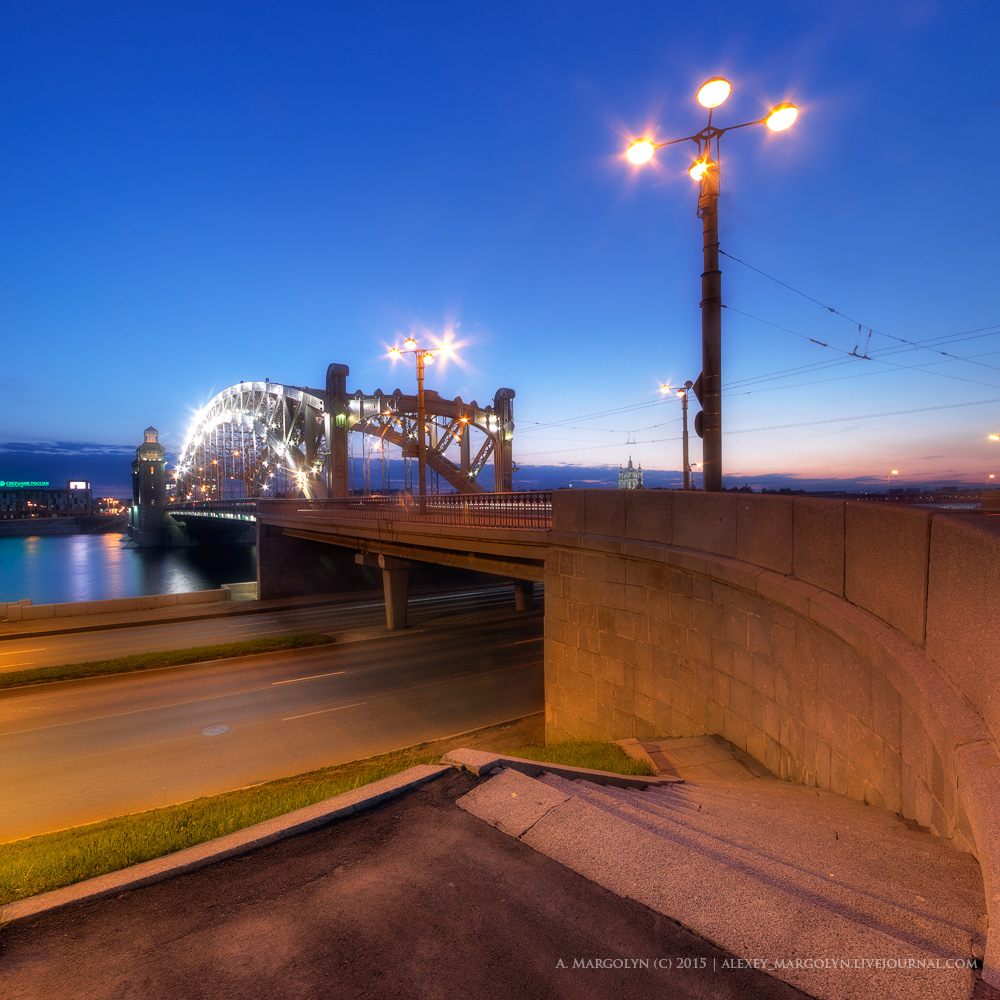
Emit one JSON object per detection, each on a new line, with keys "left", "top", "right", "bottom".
{"left": 174, "top": 364, "right": 515, "bottom": 501}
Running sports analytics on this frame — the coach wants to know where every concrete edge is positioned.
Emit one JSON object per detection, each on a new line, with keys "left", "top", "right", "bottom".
{"left": 441, "top": 748, "right": 682, "bottom": 789}
{"left": 615, "top": 738, "right": 661, "bottom": 774}
{"left": 1, "top": 764, "right": 450, "bottom": 927}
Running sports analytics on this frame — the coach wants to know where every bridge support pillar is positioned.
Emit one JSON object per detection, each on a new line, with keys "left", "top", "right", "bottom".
{"left": 355, "top": 552, "right": 418, "bottom": 630}
{"left": 513, "top": 579, "right": 535, "bottom": 612}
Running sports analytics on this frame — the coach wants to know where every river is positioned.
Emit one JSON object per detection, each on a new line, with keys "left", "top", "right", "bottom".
{"left": 0, "top": 533, "right": 256, "bottom": 605}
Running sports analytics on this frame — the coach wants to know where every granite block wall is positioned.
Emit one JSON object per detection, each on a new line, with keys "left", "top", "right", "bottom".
{"left": 544, "top": 490, "right": 1000, "bottom": 980}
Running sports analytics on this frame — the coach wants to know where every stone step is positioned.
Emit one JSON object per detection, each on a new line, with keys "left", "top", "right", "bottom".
{"left": 458, "top": 766, "right": 986, "bottom": 1000}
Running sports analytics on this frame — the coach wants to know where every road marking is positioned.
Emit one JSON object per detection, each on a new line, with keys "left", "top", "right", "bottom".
{"left": 201, "top": 724, "right": 230, "bottom": 736}
{"left": 0, "top": 648, "right": 45, "bottom": 655}
{"left": 272, "top": 670, "right": 346, "bottom": 686}
{"left": 283, "top": 702, "right": 365, "bottom": 721}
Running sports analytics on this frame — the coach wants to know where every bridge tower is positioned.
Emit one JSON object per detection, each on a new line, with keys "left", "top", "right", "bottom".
{"left": 129, "top": 425, "right": 167, "bottom": 546}
{"left": 325, "top": 363, "right": 350, "bottom": 498}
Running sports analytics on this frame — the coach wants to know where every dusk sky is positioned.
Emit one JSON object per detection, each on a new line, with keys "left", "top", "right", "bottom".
{"left": 3, "top": 1, "right": 999, "bottom": 495}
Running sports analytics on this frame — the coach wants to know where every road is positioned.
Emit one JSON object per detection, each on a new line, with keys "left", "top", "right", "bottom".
{"left": 0, "top": 601, "right": 543, "bottom": 842}
{"left": 0, "top": 585, "right": 525, "bottom": 673}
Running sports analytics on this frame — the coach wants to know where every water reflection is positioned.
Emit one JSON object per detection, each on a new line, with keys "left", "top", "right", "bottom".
{"left": 0, "top": 534, "right": 256, "bottom": 605}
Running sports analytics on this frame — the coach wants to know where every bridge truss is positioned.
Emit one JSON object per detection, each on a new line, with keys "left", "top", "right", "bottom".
{"left": 174, "top": 364, "right": 515, "bottom": 501}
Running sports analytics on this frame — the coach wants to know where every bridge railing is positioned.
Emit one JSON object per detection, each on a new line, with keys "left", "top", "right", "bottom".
{"left": 165, "top": 499, "right": 258, "bottom": 519}
{"left": 257, "top": 491, "right": 553, "bottom": 530}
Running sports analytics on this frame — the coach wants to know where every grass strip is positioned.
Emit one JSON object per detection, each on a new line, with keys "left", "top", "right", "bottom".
{"left": 511, "top": 739, "right": 654, "bottom": 776}
{"left": 0, "top": 633, "right": 334, "bottom": 689}
{"left": 0, "top": 745, "right": 438, "bottom": 905}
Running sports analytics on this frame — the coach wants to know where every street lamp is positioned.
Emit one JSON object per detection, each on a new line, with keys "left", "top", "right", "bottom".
{"left": 626, "top": 79, "right": 799, "bottom": 493}
{"left": 661, "top": 381, "right": 694, "bottom": 490}
{"left": 888, "top": 469, "right": 900, "bottom": 497}
{"left": 388, "top": 337, "right": 449, "bottom": 506}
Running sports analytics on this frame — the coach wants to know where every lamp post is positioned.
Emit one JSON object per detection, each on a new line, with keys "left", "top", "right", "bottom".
{"left": 887, "top": 469, "right": 900, "bottom": 497}
{"left": 662, "top": 380, "right": 694, "bottom": 490}
{"left": 389, "top": 337, "right": 447, "bottom": 507}
{"left": 627, "top": 79, "right": 798, "bottom": 493}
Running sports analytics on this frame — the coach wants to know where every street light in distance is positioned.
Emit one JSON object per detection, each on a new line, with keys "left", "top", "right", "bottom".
{"left": 388, "top": 337, "right": 452, "bottom": 505}
{"left": 661, "top": 381, "right": 695, "bottom": 490}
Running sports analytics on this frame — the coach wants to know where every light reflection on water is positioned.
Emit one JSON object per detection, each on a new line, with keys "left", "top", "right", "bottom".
{"left": 0, "top": 534, "right": 256, "bottom": 605}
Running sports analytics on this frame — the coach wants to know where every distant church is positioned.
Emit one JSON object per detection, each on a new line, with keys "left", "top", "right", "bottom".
{"left": 618, "top": 456, "right": 643, "bottom": 490}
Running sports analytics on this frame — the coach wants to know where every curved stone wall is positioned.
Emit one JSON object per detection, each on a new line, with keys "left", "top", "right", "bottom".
{"left": 543, "top": 489, "right": 1000, "bottom": 981}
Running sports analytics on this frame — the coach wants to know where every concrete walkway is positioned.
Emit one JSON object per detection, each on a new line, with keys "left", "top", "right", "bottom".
{"left": 0, "top": 769, "right": 813, "bottom": 1000}
{"left": 3, "top": 741, "right": 996, "bottom": 999}
{"left": 455, "top": 757, "right": 990, "bottom": 1000}
{"left": 0, "top": 591, "right": 360, "bottom": 641}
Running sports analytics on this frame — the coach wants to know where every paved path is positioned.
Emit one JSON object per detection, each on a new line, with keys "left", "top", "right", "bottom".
{"left": 457, "top": 761, "right": 992, "bottom": 1000}
{"left": 0, "top": 770, "right": 812, "bottom": 1000}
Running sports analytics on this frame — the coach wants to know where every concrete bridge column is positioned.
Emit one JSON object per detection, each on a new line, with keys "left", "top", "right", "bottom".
{"left": 513, "top": 579, "right": 535, "bottom": 612}
{"left": 355, "top": 553, "right": 417, "bottom": 630}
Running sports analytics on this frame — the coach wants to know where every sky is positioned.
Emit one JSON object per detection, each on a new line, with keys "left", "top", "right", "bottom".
{"left": 2, "top": 0, "right": 999, "bottom": 496}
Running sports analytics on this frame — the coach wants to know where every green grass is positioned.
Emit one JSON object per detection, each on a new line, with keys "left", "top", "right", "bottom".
{"left": 0, "top": 745, "right": 438, "bottom": 906}
{"left": 0, "top": 633, "right": 334, "bottom": 689}
{"left": 510, "top": 739, "right": 655, "bottom": 776}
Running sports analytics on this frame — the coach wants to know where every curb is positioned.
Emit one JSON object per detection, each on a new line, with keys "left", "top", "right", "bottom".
{"left": 441, "top": 748, "right": 682, "bottom": 790}
{"left": 0, "top": 595, "right": 363, "bottom": 642}
{"left": 1, "top": 764, "right": 450, "bottom": 927}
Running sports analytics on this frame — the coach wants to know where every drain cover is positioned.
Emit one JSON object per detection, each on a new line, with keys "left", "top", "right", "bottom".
{"left": 201, "top": 725, "right": 230, "bottom": 737}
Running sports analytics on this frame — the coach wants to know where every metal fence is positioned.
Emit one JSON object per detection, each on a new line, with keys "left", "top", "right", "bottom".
{"left": 256, "top": 491, "right": 553, "bottom": 530}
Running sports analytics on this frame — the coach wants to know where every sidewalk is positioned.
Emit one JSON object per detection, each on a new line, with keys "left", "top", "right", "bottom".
{"left": 0, "top": 589, "right": 383, "bottom": 641}
{"left": 0, "top": 769, "right": 813, "bottom": 1000}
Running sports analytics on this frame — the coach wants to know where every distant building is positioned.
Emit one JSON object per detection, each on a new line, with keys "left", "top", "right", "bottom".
{"left": 129, "top": 426, "right": 167, "bottom": 546}
{"left": 0, "top": 480, "right": 92, "bottom": 519}
{"left": 618, "top": 456, "right": 643, "bottom": 490}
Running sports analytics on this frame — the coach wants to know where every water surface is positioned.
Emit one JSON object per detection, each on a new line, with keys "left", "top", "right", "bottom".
{"left": 0, "top": 534, "right": 256, "bottom": 605}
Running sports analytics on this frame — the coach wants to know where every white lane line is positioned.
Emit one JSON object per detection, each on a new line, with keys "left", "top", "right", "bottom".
{"left": 0, "top": 648, "right": 46, "bottom": 655}
{"left": 282, "top": 702, "right": 365, "bottom": 721}
{"left": 272, "top": 670, "right": 345, "bottom": 686}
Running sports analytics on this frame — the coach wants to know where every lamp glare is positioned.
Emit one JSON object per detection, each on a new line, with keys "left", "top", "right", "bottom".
{"left": 697, "top": 78, "right": 732, "bottom": 109}
{"left": 626, "top": 138, "right": 656, "bottom": 165}
{"left": 766, "top": 103, "right": 798, "bottom": 131}
{"left": 689, "top": 159, "right": 710, "bottom": 181}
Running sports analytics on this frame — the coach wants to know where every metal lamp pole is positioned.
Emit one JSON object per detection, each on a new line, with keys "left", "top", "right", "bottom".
{"left": 390, "top": 338, "right": 445, "bottom": 511}
{"left": 415, "top": 350, "right": 427, "bottom": 506}
{"left": 626, "top": 81, "right": 799, "bottom": 493}
{"left": 679, "top": 380, "right": 693, "bottom": 490}
{"left": 663, "top": 380, "right": 694, "bottom": 490}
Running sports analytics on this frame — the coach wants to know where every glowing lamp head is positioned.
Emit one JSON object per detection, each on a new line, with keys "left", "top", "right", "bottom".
{"left": 765, "top": 103, "right": 798, "bottom": 131}
{"left": 689, "top": 158, "right": 711, "bottom": 181}
{"left": 676, "top": 389, "right": 686, "bottom": 398}
{"left": 422, "top": 351, "right": 434, "bottom": 364}
{"left": 403, "top": 337, "right": 418, "bottom": 351}
{"left": 389, "top": 347, "right": 401, "bottom": 359}
{"left": 697, "top": 77, "right": 732, "bottom": 109}
{"left": 626, "top": 138, "right": 656, "bottom": 165}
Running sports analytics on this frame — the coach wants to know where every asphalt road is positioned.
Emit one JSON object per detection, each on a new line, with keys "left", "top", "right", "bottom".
{"left": 0, "top": 585, "right": 524, "bottom": 673}
{"left": 0, "top": 605, "right": 543, "bottom": 841}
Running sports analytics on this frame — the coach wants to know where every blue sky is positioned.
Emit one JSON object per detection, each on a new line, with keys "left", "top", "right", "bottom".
{"left": 3, "top": 0, "right": 999, "bottom": 495}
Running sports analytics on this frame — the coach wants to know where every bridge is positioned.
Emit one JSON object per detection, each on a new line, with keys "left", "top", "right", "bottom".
{"left": 254, "top": 491, "right": 551, "bottom": 629}
{"left": 137, "top": 364, "right": 1000, "bottom": 983}
{"left": 172, "top": 363, "right": 515, "bottom": 502}
{"left": 254, "top": 482, "right": 1000, "bottom": 981}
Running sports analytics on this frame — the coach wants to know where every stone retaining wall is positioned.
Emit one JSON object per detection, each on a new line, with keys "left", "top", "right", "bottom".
{"left": 0, "top": 587, "right": 235, "bottom": 622}
{"left": 544, "top": 489, "right": 1000, "bottom": 983}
